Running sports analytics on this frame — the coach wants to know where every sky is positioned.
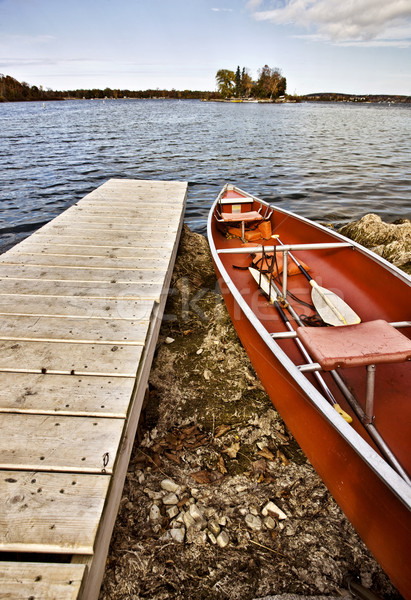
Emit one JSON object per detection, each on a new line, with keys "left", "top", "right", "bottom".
{"left": 1, "top": 0, "right": 411, "bottom": 95}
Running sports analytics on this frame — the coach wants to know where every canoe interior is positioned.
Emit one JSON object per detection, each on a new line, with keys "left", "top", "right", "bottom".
{"left": 209, "top": 186, "right": 411, "bottom": 596}
{"left": 212, "top": 189, "right": 411, "bottom": 477}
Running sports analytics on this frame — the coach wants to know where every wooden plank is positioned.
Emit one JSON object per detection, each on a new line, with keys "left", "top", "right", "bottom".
{"left": 0, "top": 372, "right": 134, "bottom": 417}
{"left": 4, "top": 243, "right": 175, "bottom": 258}
{"left": 0, "top": 340, "right": 142, "bottom": 377}
{"left": 0, "top": 314, "right": 148, "bottom": 344}
{"left": 0, "top": 562, "right": 86, "bottom": 600}
{"left": 14, "top": 235, "right": 176, "bottom": 251}
{"left": 0, "top": 296, "right": 155, "bottom": 320}
{"left": 0, "top": 264, "right": 167, "bottom": 283}
{"left": 0, "top": 253, "right": 170, "bottom": 270}
{"left": 75, "top": 182, "right": 188, "bottom": 600}
{"left": 0, "top": 280, "right": 163, "bottom": 299}
{"left": 0, "top": 414, "right": 124, "bottom": 473}
{"left": 0, "top": 470, "right": 110, "bottom": 554}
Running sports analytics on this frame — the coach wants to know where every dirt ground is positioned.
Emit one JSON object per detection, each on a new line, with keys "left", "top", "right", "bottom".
{"left": 99, "top": 225, "right": 403, "bottom": 600}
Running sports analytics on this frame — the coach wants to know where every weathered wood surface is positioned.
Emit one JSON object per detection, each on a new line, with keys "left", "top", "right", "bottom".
{"left": 0, "top": 314, "right": 148, "bottom": 344}
{"left": 0, "top": 339, "right": 143, "bottom": 376}
{"left": 0, "top": 372, "right": 134, "bottom": 417}
{"left": 0, "top": 178, "right": 187, "bottom": 599}
{"left": 0, "top": 562, "right": 86, "bottom": 600}
{"left": 0, "top": 295, "right": 155, "bottom": 320}
{"left": 0, "top": 414, "right": 124, "bottom": 473}
{"left": 0, "top": 470, "right": 110, "bottom": 554}
{"left": 0, "top": 279, "right": 164, "bottom": 299}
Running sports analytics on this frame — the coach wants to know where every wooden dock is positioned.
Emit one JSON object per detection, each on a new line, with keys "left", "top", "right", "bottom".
{"left": 0, "top": 178, "right": 187, "bottom": 599}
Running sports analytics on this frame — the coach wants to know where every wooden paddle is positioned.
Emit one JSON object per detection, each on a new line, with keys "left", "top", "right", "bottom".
{"left": 273, "top": 236, "right": 361, "bottom": 326}
{"left": 249, "top": 267, "right": 352, "bottom": 422}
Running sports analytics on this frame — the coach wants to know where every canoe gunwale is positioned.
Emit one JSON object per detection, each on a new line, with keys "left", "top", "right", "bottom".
{"left": 207, "top": 184, "right": 411, "bottom": 511}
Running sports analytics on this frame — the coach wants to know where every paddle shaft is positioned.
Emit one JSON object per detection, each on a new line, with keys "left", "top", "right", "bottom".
{"left": 273, "top": 297, "right": 340, "bottom": 408}
{"left": 276, "top": 235, "right": 350, "bottom": 325}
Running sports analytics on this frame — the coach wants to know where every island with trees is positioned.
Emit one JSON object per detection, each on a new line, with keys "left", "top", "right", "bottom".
{"left": 215, "top": 65, "right": 287, "bottom": 101}
{"left": 1, "top": 72, "right": 410, "bottom": 104}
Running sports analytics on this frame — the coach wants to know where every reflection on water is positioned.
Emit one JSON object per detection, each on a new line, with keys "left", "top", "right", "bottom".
{"left": 0, "top": 99, "right": 410, "bottom": 251}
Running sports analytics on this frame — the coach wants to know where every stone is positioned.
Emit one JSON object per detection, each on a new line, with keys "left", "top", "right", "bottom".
{"left": 218, "top": 515, "right": 227, "bottom": 527}
{"left": 183, "top": 511, "right": 196, "bottom": 530}
{"left": 166, "top": 505, "right": 179, "bottom": 519}
{"left": 170, "top": 527, "right": 185, "bottom": 543}
{"left": 245, "top": 513, "right": 262, "bottom": 531}
{"left": 216, "top": 530, "right": 230, "bottom": 548}
{"left": 262, "top": 501, "right": 287, "bottom": 520}
{"left": 149, "top": 504, "right": 161, "bottom": 521}
{"left": 338, "top": 214, "right": 411, "bottom": 271}
{"left": 143, "top": 488, "right": 162, "bottom": 500}
{"left": 160, "top": 478, "right": 180, "bottom": 493}
{"left": 264, "top": 515, "right": 277, "bottom": 530}
{"left": 207, "top": 520, "right": 221, "bottom": 536}
{"left": 207, "top": 530, "right": 217, "bottom": 545}
{"left": 162, "top": 493, "right": 179, "bottom": 505}
{"left": 165, "top": 337, "right": 175, "bottom": 344}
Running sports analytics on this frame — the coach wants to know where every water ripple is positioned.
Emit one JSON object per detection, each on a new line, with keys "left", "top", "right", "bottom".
{"left": 0, "top": 99, "right": 410, "bottom": 249}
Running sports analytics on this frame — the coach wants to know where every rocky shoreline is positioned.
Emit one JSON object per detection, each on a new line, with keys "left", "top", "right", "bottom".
{"left": 99, "top": 219, "right": 408, "bottom": 600}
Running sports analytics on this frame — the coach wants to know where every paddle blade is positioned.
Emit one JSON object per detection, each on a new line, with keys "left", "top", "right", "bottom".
{"left": 311, "top": 283, "right": 361, "bottom": 326}
{"left": 249, "top": 268, "right": 277, "bottom": 303}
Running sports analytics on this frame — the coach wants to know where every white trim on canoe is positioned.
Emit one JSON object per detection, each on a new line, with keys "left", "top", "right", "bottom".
{"left": 207, "top": 184, "right": 411, "bottom": 510}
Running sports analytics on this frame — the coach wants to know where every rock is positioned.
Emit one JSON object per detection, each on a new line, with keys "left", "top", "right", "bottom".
{"left": 166, "top": 505, "right": 179, "bottom": 519}
{"left": 339, "top": 214, "right": 411, "bottom": 271}
{"left": 170, "top": 527, "right": 185, "bottom": 543}
{"left": 207, "top": 520, "right": 221, "bottom": 536}
{"left": 264, "top": 516, "right": 277, "bottom": 530}
{"left": 207, "top": 530, "right": 217, "bottom": 545}
{"left": 143, "top": 488, "right": 162, "bottom": 500}
{"left": 245, "top": 513, "right": 262, "bottom": 531}
{"left": 188, "top": 503, "right": 207, "bottom": 529}
{"left": 183, "top": 511, "right": 196, "bottom": 530}
{"left": 165, "top": 337, "right": 175, "bottom": 344}
{"left": 216, "top": 530, "right": 230, "bottom": 548}
{"left": 149, "top": 504, "right": 161, "bottom": 521}
{"left": 162, "top": 493, "right": 179, "bottom": 505}
{"left": 218, "top": 515, "right": 227, "bottom": 527}
{"left": 160, "top": 478, "right": 180, "bottom": 493}
{"left": 262, "top": 501, "right": 287, "bottom": 520}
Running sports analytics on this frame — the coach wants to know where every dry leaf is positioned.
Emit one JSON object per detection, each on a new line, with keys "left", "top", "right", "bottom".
{"left": 277, "top": 449, "right": 289, "bottom": 466}
{"left": 164, "top": 451, "right": 181, "bottom": 465}
{"left": 223, "top": 442, "right": 240, "bottom": 458}
{"left": 190, "top": 470, "right": 211, "bottom": 484}
{"left": 257, "top": 447, "right": 275, "bottom": 461}
{"left": 252, "top": 458, "right": 267, "bottom": 474}
{"left": 217, "top": 454, "right": 228, "bottom": 474}
{"left": 214, "top": 424, "right": 232, "bottom": 439}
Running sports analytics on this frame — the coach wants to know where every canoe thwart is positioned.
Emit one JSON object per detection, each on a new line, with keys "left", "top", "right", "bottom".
{"left": 217, "top": 242, "right": 354, "bottom": 254}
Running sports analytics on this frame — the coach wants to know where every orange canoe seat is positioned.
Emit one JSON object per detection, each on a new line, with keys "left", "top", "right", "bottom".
{"left": 219, "top": 211, "right": 264, "bottom": 223}
{"left": 297, "top": 320, "right": 411, "bottom": 424}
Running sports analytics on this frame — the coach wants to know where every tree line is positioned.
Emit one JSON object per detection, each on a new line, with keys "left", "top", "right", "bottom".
{"left": 216, "top": 65, "right": 287, "bottom": 100}
{"left": 0, "top": 74, "right": 220, "bottom": 102}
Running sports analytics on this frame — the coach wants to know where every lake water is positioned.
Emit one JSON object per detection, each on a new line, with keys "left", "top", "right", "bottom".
{"left": 1, "top": 99, "right": 410, "bottom": 252}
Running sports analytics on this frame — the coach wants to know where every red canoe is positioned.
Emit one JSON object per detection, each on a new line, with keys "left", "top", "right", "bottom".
{"left": 208, "top": 184, "right": 411, "bottom": 597}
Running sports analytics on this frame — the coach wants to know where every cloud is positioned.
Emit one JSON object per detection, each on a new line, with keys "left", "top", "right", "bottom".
{"left": 211, "top": 7, "right": 234, "bottom": 11}
{"left": 248, "top": 0, "right": 411, "bottom": 46}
